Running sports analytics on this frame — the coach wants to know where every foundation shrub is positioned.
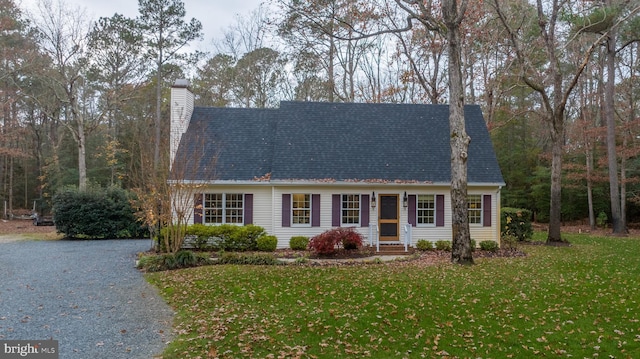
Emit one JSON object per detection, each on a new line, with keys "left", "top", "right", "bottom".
{"left": 181, "top": 224, "right": 266, "bottom": 251}
{"left": 416, "top": 239, "right": 434, "bottom": 251}
{"left": 435, "top": 240, "right": 452, "bottom": 251}
{"left": 309, "top": 227, "right": 364, "bottom": 255}
{"left": 479, "top": 240, "right": 499, "bottom": 252}
{"left": 289, "top": 236, "right": 310, "bottom": 250}
{"left": 257, "top": 235, "right": 278, "bottom": 251}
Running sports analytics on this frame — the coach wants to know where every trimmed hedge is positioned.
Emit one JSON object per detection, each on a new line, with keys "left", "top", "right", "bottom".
{"left": 289, "top": 236, "right": 310, "bottom": 250}
{"left": 501, "top": 207, "right": 533, "bottom": 241}
{"left": 53, "top": 186, "right": 146, "bottom": 239}
{"left": 416, "top": 239, "right": 434, "bottom": 251}
{"left": 257, "top": 235, "right": 278, "bottom": 252}
{"left": 179, "top": 224, "right": 267, "bottom": 251}
{"left": 435, "top": 240, "right": 452, "bottom": 251}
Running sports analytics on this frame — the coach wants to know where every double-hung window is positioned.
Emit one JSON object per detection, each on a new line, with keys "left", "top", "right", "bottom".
{"left": 341, "top": 194, "right": 360, "bottom": 225}
{"left": 204, "top": 193, "right": 243, "bottom": 224}
{"left": 292, "top": 193, "right": 311, "bottom": 225}
{"left": 417, "top": 194, "right": 435, "bottom": 225}
{"left": 468, "top": 194, "right": 482, "bottom": 224}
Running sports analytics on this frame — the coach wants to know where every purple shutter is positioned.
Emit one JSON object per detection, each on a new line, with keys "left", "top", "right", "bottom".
{"left": 312, "top": 194, "right": 321, "bottom": 227}
{"left": 332, "top": 194, "right": 341, "bottom": 227}
{"left": 408, "top": 195, "right": 417, "bottom": 227}
{"left": 361, "top": 194, "right": 369, "bottom": 227}
{"left": 483, "top": 195, "right": 492, "bottom": 227}
{"left": 436, "top": 195, "right": 445, "bottom": 227}
{"left": 282, "top": 194, "right": 291, "bottom": 227}
{"left": 194, "top": 194, "right": 203, "bottom": 224}
{"left": 243, "top": 194, "right": 253, "bottom": 225}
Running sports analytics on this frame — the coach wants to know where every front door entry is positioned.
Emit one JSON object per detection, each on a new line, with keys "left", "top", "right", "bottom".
{"left": 379, "top": 194, "right": 399, "bottom": 241}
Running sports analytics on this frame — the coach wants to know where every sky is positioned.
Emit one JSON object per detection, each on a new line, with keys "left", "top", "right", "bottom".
{"left": 19, "top": 0, "right": 264, "bottom": 52}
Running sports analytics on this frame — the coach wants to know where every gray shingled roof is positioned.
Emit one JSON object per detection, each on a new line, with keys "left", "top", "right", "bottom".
{"left": 172, "top": 101, "right": 504, "bottom": 184}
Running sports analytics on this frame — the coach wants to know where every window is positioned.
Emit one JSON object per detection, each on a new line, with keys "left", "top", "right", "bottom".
{"left": 292, "top": 193, "right": 310, "bottom": 225}
{"left": 203, "top": 193, "right": 243, "bottom": 224}
{"left": 341, "top": 194, "right": 360, "bottom": 225}
{"left": 468, "top": 195, "right": 482, "bottom": 224}
{"left": 417, "top": 195, "right": 435, "bottom": 225}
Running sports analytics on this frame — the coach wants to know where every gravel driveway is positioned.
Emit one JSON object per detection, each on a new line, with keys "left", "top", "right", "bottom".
{"left": 0, "top": 238, "right": 174, "bottom": 358}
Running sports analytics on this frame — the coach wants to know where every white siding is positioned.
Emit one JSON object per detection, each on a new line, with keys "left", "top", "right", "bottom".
{"left": 180, "top": 184, "right": 502, "bottom": 249}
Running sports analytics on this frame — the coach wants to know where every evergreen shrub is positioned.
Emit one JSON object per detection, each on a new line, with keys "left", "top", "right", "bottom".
{"left": 289, "top": 236, "right": 310, "bottom": 250}
{"left": 181, "top": 224, "right": 266, "bottom": 251}
{"left": 501, "top": 207, "right": 533, "bottom": 241}
{"left": 53, "top": 186, "right": 146, "bottom": 239}
{"left": 415, "top": 239, "right": 433, "bottom": 251}
{"left": 479, "top": 240, "right": 499, "bottom": 252}
{"left": 257, "top": 235, "right": 278, "bottom": 251}
{"left": 435, "top": 240, "right": 452, "bottom": 251}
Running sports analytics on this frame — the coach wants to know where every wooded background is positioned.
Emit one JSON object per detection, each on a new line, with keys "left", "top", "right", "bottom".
{"left": 1, "top": 0, "right": 639, "bottom": 229}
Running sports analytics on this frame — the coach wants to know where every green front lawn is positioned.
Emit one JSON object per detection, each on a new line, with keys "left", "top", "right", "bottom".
{"left": 147, "top": 234, "right": 640, "bottom": 358}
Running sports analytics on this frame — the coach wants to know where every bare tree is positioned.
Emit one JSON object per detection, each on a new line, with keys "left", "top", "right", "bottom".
{"left": 492, "top": 0, "right": 611, "bottom": 243}
{"left": 29, "top": 0, "right": 102, "bottom": 192}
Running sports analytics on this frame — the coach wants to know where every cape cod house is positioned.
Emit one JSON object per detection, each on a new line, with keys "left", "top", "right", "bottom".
{"left": 170, "top": 80, "right": 505, "bottom": 250}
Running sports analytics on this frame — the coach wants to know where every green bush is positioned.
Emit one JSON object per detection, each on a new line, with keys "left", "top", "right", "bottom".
{"left": 216, "top": 252, "right": 281, "bottom": 265}
{"left": 289, "top": 236, "right": 310, "bottom": 250}
{"left": 479, "top": 240, "right": 499, "bottom": 252}
{"left": 415, "top": 239, "right": 433, "bottom": 251}
{"left": 501, "top": 207, "right": 533, "bottom": 242}
{"left": 257, "top": 235, "right": 278, "bottom": 251}
{"left": 470, "top": 239, "right": 477, "bottom": 252}
{"left": 53, "top": 186, "right": 146, "bottom": 239}
{"left": 181, "top": 224, "right": 266, "bottom": 251}
{"left": 435, "top": 240, "right": 452, "bottom": 251}
{"left": 596, "top": 211, "right": 608, "bottom": 229}
{"left": 137, "top": 251, "right": 212, "bottom": 272}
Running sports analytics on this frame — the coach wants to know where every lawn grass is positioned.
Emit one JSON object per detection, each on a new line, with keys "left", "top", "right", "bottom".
{"left": 147, "top": 234, "right": 640, "bottom": 358}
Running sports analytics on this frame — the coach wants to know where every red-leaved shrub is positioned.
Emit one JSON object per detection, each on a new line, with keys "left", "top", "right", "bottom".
{"left": 308, "top": 227, "right": 364, "bottom": 255}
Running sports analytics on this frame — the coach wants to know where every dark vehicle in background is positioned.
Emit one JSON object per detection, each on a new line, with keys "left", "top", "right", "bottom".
{"left": 31, "top": 199, "right": 54, "bottom": 226}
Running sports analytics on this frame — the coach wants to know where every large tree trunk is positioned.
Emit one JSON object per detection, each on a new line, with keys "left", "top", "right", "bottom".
{"left": 586, "top": 147, "right": 595, "bottom": 230}
{"left": 443, "top": 0, "right": 473, "bottom": 264}
{"left": 604, "top": 30, "right": 625, "bottom": 235}
{"left": 77, "top": 118, "right": 87, "bottom": 192}
{"left": 547, "top": 112, "right": 564, "bottom": 243}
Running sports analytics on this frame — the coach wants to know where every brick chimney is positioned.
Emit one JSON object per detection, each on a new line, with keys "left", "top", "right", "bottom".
{"left": 170, "top": 79, "right": 194, "bottom": 169}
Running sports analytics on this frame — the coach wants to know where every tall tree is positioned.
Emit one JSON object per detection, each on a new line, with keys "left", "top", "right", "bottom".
{"left": 192, "top": 54, "right": 235, "bottom": 107}
{"left": 137, "top": 0, "right": 202, "bottom": 173}
{"left": 580, "top": 0, "right": 640, "bottom": 234}
{"left": 492, "top": 0, "right": 608, "bottom": 243}
{"left": 88, "top": 13, "right": 148, "bottom": 185}
{"left": 29, "top": 0, "right": 100, "bottom": 192}
{"left": 0, "top": 0, "right": 40, "bottom": 214}
{"left": 232, "top": 47, "right": 288, "bottom": 108}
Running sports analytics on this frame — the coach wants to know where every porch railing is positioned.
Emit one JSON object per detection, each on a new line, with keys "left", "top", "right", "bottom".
{"left": 403, "top": 224, "right": 412, "bottom": 252}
